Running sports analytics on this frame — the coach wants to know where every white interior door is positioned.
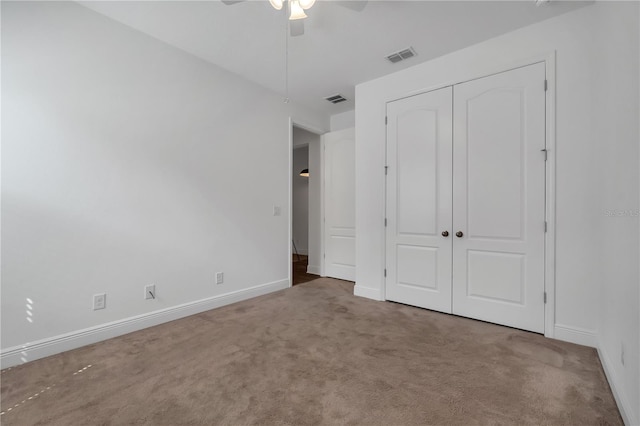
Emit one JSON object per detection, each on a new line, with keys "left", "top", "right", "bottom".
{"left": 452, "top": 63, "right": 546, "bottom": 333}
{"left": 323, "top": 127, "right": 355, "bottom": 281}
{"left": 385, "top": 87, "right": 453, "bottom": 313}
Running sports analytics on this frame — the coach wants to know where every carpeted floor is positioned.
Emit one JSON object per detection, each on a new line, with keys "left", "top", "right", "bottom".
{"left": 0, "top": 278, "right": 621, "bottom": 425}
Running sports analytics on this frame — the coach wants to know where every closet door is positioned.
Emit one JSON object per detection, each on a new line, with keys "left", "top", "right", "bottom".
{"left": 324, "top": 127, "right": 356, "bottom": 281}
{"left": 452, "top": 63, "right": 546, "bottom": 333}
{"left": 385, "top": 87, "right": 453, "bottom": 313}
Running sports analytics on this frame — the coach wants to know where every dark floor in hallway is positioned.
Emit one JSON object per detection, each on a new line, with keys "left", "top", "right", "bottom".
{"left": 292, "top": 254, "right": 317, "bottom": 286}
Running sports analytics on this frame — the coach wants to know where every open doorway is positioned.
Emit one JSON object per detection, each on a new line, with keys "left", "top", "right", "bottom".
{"left": 292, "top": 125, "right": 322, "bottom": 285}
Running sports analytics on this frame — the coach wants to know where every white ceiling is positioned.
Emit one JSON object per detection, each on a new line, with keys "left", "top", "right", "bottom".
{"left": 80, "top": 0, "right": 589, "bottom": 116}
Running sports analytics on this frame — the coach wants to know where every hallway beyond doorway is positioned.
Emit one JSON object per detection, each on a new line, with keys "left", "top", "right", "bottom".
{"left": 292, "top": 255, "right": 317, "bottom": 286}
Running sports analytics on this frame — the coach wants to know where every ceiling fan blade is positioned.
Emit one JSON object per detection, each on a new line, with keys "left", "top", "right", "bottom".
{"left": 290, "top": 20, "right": 305, "bottom": 37}
{"left": 221, "top": 0, "right": 246, "bottom": 5}
{"left": 337, "top": 1, "right": 368, "bottom": 12}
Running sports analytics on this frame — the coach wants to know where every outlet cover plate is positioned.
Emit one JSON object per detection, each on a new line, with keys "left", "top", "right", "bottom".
{"left": 93, "top": 293, "right": 106, "bottom": 310}
{"left": 216, "top": 272, "right": 224, "bottom": 285}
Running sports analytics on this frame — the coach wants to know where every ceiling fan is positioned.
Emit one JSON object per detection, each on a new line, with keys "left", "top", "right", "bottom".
{"left": 221, "top": 0, "right": 368, "bottom": 37}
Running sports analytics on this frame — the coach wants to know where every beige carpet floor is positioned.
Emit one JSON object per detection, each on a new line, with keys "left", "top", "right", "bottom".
{"left": 0, "top": 278, "right": 621, "bottom": 425}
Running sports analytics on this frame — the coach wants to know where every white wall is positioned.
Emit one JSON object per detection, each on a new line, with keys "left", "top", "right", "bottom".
{"left": 355, "top": 2, "right": 638, "bottom": 423}
{"left": 593, "top": 3, "right": 640, "bottom": 425}
{"left": 292, "top": 126, "right": 319, "bottom": 148}
{"left": 292, "top": 146, "right": 309, "bottom": 255}
{"left": 330, "top": 110, "right": 355, "bottom": 132}
{"left": 1, "top": 1, "right": 328, "bottom": 361}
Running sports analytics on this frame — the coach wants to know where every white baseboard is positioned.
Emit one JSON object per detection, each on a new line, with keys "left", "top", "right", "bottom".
{"left": 598, "top": 345, "right": 637, "bottom": 426}
{"left": 354, "top": 285, "right": 384, "bottom": 301}
{"left": 0, "top": 279, "right": 289, "bottom": 369}
{"left": 553, "top": 324, "right": 597, "bottom": 347}
{"left": 306, "top": 265, "right": 321, "bottom": 275}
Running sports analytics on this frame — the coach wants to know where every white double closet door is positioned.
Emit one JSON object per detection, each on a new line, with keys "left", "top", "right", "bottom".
{"left": 385, "top": 63, "right": 546, "bottom": 333}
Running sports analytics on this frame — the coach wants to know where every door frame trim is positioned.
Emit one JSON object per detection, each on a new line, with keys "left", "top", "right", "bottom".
{"left": 542, "top": 52, "right": 557, "bottom": 340}
{"left": 320, "top": 132, "right": 326, "bottom": 276}
{"left": 382, "top": 52, "right": 557, "bottom": 338}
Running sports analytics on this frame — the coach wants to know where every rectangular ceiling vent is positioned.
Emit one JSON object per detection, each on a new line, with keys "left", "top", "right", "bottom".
{"left": 325, "top": 94, "right": 347, "bottom": 104}
{"left": 386, "top": 47, "right": 417, "bottom": 64}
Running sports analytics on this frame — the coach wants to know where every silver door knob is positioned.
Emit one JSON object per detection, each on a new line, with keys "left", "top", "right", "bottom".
{"left": 442, "top": 231, "right": 449, "bottom": 237}
{"left": 456, "top": 231, "right": 464, "bottom": 238}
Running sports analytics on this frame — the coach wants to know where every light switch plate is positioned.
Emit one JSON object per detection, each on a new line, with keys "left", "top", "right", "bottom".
{"left": 145, "top": 284, "right": 156, "bottom": 300}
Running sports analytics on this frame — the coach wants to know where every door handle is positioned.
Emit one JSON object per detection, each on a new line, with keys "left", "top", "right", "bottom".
{"left": 456, "top": 231, "right": 464, "bottom": 238}
{"left": 441, "top": 231, "right": 449, "bottom": 237}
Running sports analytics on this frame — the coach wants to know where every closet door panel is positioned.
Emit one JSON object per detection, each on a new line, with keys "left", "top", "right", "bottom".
{"left": 324, "top": 127, "right": 356, "bottom": 281}
{"left": 385, "top": 87, "right": 453, "bottom": 313}
{"left": 452, "top": 62, "right": 546, "bottom": 333}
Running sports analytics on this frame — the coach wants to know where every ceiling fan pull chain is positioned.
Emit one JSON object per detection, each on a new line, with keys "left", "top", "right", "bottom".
{"left": 284, "top": 4, "right": 290, "bottom": 104}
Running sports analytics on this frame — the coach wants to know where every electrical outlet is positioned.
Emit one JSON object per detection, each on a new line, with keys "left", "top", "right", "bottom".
{"left": 145, "top": 284, "right": 156, "bottom": 300}
{"left": 93, "top": 293, "right": 106, "bottom": 310}
{"left": 621, "top": 341, "right": 625, "bottom": 366}
{"left": 216, "top": 272, "right": 224, "bottom": 285}
{"left": 273, "top": 205, "right": 281, "bottom": 216}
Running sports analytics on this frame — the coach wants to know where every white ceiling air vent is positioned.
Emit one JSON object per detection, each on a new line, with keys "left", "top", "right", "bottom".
{"left": 325, "top": 94, "right": 347, "bottom": 104}
{"left": 386, "top": 47, "right": 417, "bottom": 64}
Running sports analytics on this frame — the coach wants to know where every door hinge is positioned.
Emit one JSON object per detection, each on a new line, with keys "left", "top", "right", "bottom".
{"left": 544, "top": 221, "right": 548, "bottom": 232}
{"left": 544, "top": 80, "right": 548, "bottom": 91}
{"left": 385, "top": 116, "right": 388, "bottom": 125}
{"left": 384, "top": 268, "right": 387, "bottom": 277}
{"left": 323, "top": 252, "right": 326, "bottom": 259}
{"left": 385, "top": 165, "right": 388, "bottom": 175}
{"left": 541, "top": 148, "right": 548, "bottom": 161}
{"left": 384, "top": 218, "right": 387, "bottom": 227}
{"left": 544, "top": 292, "right": 547, "bottom": 304}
